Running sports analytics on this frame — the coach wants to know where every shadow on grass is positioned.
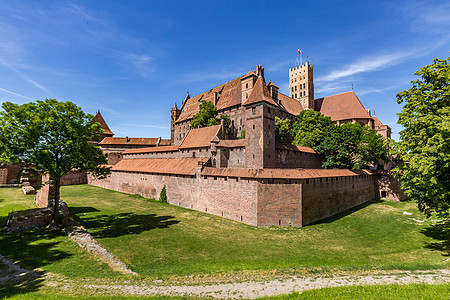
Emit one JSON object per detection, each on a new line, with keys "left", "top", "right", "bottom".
{"left": 309, "top": 198, "right": 384, "bottom": 226}
{"left": 0, "top": 227, "right": 72, "bottom": 298}
{"left": 0, "top": 273, "right": 45, "bottom": 298}
{"left": 421, "top": 221, "right": 450, "bottom": 256}
{"left": 70, "top": 207, "right": 180, "bottom": 238}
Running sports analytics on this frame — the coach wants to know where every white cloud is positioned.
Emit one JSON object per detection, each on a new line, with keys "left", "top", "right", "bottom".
{"left": 316, "top": 51, "right": 420, "bottom": 83}
{"left": 0, "top": 87, "right": 34, "bottom": 101}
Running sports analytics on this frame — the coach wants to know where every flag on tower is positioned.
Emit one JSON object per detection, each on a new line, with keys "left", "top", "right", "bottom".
{"left": 297, "top": 49, "right": 301, "bottom": 54}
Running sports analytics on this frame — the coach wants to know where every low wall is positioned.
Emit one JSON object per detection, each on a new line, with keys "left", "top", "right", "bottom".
{"left": 60, "top": 171, "right": 87, "bottom": 186}
{"left": 275, "top": 149, "right": 324, "bottom": 169}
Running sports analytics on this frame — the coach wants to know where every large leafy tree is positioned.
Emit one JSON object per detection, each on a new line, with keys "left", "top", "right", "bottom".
{"left": 190, "top": 101, "right": 230, "bottom": 129}
{"left": 0, "top": 99, "right": 110, "bottom": 225}
{"left": 275, "top": 117, "right": 291, "bottom": 143}
{"left": 316, "top": 123, "right": 388, "bottom": 169}
{"left": 396, "top": 57, "right": 449, "bottom": 219}
{"left": 291, "top": 110, "right": 333, "bottom": 148}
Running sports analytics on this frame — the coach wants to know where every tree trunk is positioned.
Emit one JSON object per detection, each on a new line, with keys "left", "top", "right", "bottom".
{"left": 53, "top": 177, "right": 61, "bottom": 226}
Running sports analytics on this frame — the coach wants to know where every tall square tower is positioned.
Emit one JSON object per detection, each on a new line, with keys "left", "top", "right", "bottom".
{"left": 289, "top": 61, "right": 314, "bottom": 110}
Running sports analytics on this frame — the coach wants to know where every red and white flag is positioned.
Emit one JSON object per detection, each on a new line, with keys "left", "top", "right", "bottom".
{"left": 297, "top": 49, "right": 301, "bottom": 54}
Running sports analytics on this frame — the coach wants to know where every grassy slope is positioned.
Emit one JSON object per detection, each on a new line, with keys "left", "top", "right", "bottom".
{"left": 0, "top": 188, "right": 120, "bottom": 278}
{"left": 55, "top": 184, "right": 449, "bottom": 278}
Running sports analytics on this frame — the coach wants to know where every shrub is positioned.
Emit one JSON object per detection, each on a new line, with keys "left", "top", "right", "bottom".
{"left": 159, "top": 185, "right": 167, "bottom": 203}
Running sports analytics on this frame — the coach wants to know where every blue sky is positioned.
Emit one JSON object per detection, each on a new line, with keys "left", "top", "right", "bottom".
{"left": 0, "top": 0, "right": 449, "bottom": 140}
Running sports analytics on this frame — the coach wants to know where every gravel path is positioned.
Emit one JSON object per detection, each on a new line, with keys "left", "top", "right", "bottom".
{"left": 0, "top": 253, "right": 39, "bottom": 284}
{"left": 50, "top": 269, "right": 450, "bottom": 299}
{"left": 63, "top": 224, "right": 137, "bottom": 276}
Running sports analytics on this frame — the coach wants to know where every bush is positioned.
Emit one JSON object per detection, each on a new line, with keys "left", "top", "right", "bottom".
{"left": 159, "top": 185, "right": 167, "bottom": 203}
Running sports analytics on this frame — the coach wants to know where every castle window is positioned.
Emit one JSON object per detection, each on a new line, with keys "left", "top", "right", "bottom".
{"left": 295, "top": 86, "right": 297, "bottom": 91}
{"left": 246, "top": 93, "right": 248, "bottom": 99}
{"left": 252, "top": 107, "right": 256, "bottom": 114}
{"left": 253, "top": 124, "right": 255, "bottom": 129}
{"left": 246, "top": 83, "right": 248, "bottom": 89}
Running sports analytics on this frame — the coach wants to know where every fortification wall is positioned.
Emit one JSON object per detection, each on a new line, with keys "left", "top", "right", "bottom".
{"left": 89, "top": 171, "right": 260, "bottom": 225}
{"left": 256, "top": 182, "right": 302, "bottom": 226}
{"left": 377, "top": 174, "right": 407, "bottom": 201}
{"left": 276, "top": 149, "right": 324, "bottom": 169}
{"left": 89, "top": 170, "right": 383, "bottom": 227}
{"left": 301, "top": 175, "right": 377, "bottom": 225}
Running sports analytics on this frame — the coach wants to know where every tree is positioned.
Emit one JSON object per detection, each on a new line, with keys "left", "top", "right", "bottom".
{"left": 316, "top": 123, "right": 388, "bottom": 169}
{"left": 0, "top": 99, "right": 110, "bottom": 225}
{"left": 190, "top": 101, "right": 230, "bottom": 129}
{"left": 396, "top": 57, "right": 450, "bottom": 219}
{"left": 275, "top": 117, "right": 291, "bottom": 143}
{"left": 291, "top": 110, "right": 333, "bottom": 148}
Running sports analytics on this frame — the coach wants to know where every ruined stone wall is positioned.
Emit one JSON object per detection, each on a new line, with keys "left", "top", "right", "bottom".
{"left": 301, "top": 175, "right": 377, "bottom": 226}
{"left": 275, "top": 149, "right": 324, "bottom": 169}
{"left": 60, "top": 171, "right": 87, "bottom": 186}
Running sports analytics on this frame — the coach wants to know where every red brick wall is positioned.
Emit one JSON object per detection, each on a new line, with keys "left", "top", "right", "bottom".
{"left": 60, "top": 171, "right": 87, "bottom": 186}
{"left": 301, "top": 175, "right": 377, "bottom": 225}
{"left": 377, "top": 174, "right": 406, "bottom": 201}
{"left": 0, "top": 169, "right": 7, "bottom": 184}
{"left": 276, "top": 149, "right": 324, "bottom": 169}
{"left": 257, "top": 182, "right": 302, "bottom": 226}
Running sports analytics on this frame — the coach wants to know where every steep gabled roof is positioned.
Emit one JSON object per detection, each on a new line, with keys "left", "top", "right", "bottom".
{"left": 243, "top": 76, "right": 278, "bottom": 107}
{"left": 277, "top": 92, "right": 303, "bottom": 116}
{"left": 314, "top": 91, "right": 371, "bottom": 121}
{"left": 176, "top": 77, "right": 242, "bottom": 123}
{"left": 179, "top": 124, "right": 221, "bottom": 149}
{"left": 94, "top": 112, "right": 114, "bottom": 136}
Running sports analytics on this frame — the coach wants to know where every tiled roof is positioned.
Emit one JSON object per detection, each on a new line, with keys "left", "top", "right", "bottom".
{"left": 373, "top": 115, "right": 383, "bottom": 127}
{"left": 176, "top": 77, "right": 242, "bottom": 123}
{"left": 112, "top": 157, "right": 209, "bottom": 176}
{"left": 94, "top": 112, "right": 114, "bottom": 136}
{"left": 314, "top": 91, "right": 371, "bottom": 121}
{"left": 216, "top": 139, "right": 246, "bottom": 148}
{"left": 123, "top": 145, "right": 179, "bottom": 155}
{"left": 243, "top": 76, "right": 279, "bottom": 107}
{"left": 99, "top": 137, "right": 160, "bottom": 146}
{"left": 201, "top": 168, "right": 372, "bottom": 179}
{"left": 275, "top": 143, "right": 317, "bottom": 154}
{"left": 277, "top": 92, "right": 303, "bottom": 116}
{"left": 179, "top": 125, "right": 221, "bottom": 149}
{"left": 159, "top": 139, "right": 171, "bottom": 146}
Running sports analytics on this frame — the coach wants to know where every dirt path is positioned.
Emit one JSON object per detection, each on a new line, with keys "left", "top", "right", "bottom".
{"left": 45, "top": 269, "right": 450, "bottom": 299}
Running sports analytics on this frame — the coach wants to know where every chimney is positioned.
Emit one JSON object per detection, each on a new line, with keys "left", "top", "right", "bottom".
{"left": 213, "top": 92, "right": 218, "bottom": 106}
{"left": 156, "top": 136, "right": 161, "bottom": 146}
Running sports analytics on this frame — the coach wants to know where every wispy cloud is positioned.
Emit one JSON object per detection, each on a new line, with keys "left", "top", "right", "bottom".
{"left": 0, "top": 87, "right": 34, "bottom": 101}
{"left": 0, "top": 59, "right": 55, "bottom": 96}
{"left": 316, "top": 51, "right": 420, "bottom": 83}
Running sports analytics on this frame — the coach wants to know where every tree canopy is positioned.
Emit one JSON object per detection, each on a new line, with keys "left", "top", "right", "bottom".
{"left": 316, "top": 123, "right": 388, "bottom": 169}
{"left": 190, "top": 101, "right": 230, "bottom": 129}
{"left": 396, "top": 56, "right": 450, "bottom": 219}
{"left": 0, "top": 99, "right": 110, "bottom": 224}
{"left": 291, "top": 110, "right": 333, "bottom": 148}
{"left": 275, "top": 117, "right": 291, "bottom": 143}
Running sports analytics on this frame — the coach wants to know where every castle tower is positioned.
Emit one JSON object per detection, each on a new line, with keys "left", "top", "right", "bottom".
{"left": 289, "top": 61, "right": 314, "bottom": 110}
{"left": 170, "top": 102, "right": 181, "bottom": 145}
{"left": 241, "top": 65, "right": 262, "bottom": 104}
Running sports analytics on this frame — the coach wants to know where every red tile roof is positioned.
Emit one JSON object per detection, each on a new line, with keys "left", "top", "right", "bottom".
{"left": 112, "top": 157, "right": 209, "bottom": 175}
{"left": 179, "top": 125, "right": 221, "bottom": 149}
{"left": 243, "top": 76, "right": 279, "bottom": 107}
{"left": 216, "top": 139, "right": 246, "bottom": 148}
{"left": 99, "top": 137, "right": 163, "bottom": 146}
{"left": 201, "top": 167, "right": 372, "bottom": 179}
{"left": 123, "top": 145, "right": 179, "bottom": 154}
{"left": 277, "top": 92, "right": 303, "bottom": 116}
{"left": 314, "top": 91, "right": 371, "bottom": 121}
{"left": 94, "top": 112, "right": 114, "bottom": 136}
{"left": 275, "top": 143, "right": 317, "bottom": 154}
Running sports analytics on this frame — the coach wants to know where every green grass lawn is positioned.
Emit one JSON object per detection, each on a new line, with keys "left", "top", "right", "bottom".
{"left": 58, "top": 184, "right": 449, "bottom": 278}
{"left": 1, "top": 185, "right": 448, "bottom": 281}
{"left": 1, "top": 184, "right": 449, "bottom": 300}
